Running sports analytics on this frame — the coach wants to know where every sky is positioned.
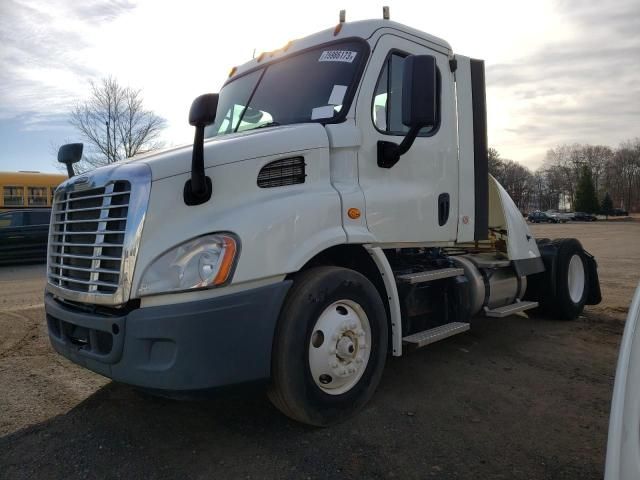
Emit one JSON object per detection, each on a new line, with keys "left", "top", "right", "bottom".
{"left": 0, "top": 0, "right": 638, "bottom": 173}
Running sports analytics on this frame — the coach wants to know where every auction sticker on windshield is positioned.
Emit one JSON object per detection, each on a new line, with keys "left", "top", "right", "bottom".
{"left": 319, "top": 50, "right": 357, "bottom": 63}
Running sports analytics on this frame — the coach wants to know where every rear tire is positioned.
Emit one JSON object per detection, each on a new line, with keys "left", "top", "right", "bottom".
{"left": 544, "top": 238, "right": 590, "bottom": 320}
{"left": 268, "top": 266, "right": 388, "bottom": 426}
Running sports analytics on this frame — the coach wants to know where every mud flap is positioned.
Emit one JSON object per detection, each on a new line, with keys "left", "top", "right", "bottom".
{"left": 583, "top": 250, "right": 602, "bottom": 305}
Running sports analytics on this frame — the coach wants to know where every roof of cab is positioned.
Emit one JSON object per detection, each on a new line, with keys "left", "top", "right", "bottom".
{"left": 228, "top": 19, "right": 452, "bottom": 80}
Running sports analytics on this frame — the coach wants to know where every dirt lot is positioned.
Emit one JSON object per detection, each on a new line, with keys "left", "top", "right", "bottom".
{"left": 1, "top": 220, "right": 639, "bottom": 479}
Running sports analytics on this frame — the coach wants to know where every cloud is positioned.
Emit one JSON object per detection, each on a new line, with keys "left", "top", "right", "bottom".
{"left": 0, "top": 0, "right": 136, "bottom": 118}
{"left": 67, "top": 0, "right": 136, "bottom": 22}
{"left": 486, "top": 0, "right": 640, "bottom": 168}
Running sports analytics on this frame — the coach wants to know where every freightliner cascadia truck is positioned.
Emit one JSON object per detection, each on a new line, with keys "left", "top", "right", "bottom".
{"left": 47, "top": 12, "right": 601, "bottom": 426}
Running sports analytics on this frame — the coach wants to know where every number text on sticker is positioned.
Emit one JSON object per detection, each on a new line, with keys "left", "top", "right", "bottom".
{"left": 319, "top": 50, "right": 357, "bottom": 63}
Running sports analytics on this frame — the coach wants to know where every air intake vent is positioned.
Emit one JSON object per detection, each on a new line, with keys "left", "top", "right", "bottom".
{"left": 257, "top": 157, "right": 306, "bottom": 188}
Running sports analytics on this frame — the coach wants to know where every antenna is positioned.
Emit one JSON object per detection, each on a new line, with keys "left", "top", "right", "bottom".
{"left": 383, "top": 6, "right": 390, "bottom": 20}
{"left": 339, "top": 10, "right": 346, "bottom": 23}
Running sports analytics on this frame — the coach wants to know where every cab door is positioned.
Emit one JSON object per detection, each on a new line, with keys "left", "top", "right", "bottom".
{"left": 356, "top": 34, "right": 458, "bottom": 244}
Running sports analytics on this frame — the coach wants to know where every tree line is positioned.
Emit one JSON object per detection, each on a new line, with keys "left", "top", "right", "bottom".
{"left": 489, "top": 140, "right": 640, "bottom": 214}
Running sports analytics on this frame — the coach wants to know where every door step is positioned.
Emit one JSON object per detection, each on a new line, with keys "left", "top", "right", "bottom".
{"left": 484, "top": 300, "right": 538, "bottom": 318}
{"left": 402, "top": 322, "right": 470, "bottom": 348}
{"left": 396, "top": 267, "right": 464, "bottom": 284}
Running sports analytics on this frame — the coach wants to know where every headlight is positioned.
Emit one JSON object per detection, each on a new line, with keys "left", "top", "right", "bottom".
{"left": 137, "top": 233, "right": 238, "bottom": 297}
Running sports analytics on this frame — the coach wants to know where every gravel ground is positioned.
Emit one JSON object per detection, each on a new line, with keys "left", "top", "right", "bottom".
{"left": 1, "top": 220, "right": 638, "bottom": 479}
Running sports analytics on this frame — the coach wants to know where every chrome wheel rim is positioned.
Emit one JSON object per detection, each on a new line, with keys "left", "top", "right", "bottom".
{"left": 568, "top": 254, "right": 585, "bottom": 303}
{"left": 308, "top": 300, "right": 372, "bottom": 395}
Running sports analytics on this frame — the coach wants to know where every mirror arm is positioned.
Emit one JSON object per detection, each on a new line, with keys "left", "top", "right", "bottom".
{"left": 63, "top": 162, "right": 75, "bottom": 178}
{"left": 183, "top": 125, "right": 212, "bottom": 206}
{"left": 377, "top": 124, "right": 422, "bottom": 169}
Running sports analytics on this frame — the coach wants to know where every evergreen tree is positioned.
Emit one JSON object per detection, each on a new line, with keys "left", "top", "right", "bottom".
{"left": 574, "top": 165, "right": 599, "bottom": 213}
{"left": 601, "top": 192, "right": 613, "bottom": 219}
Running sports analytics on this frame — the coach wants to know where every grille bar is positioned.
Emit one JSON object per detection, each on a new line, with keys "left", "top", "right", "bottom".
{"left": 50, "top": 241, "right": 123, "bottom": 248}
{"left": 54, "top": 204, "right": 129, "bottom": 214}
{"left": 50, "top": 263, "right": 120, "bottom": 274}
{"left": 53, "top": 217, "right": 127, "bottom": 225}
{"left": 50, "top": 230, "right": 126, "bottom": 236}
{"left": 50, "top": 252, "right": 122, "bottom": 262}
{"left": 57, "top": 191, "right": 130, "bottom": 203}
{"left": 49, "top": 273, "right": 119, "bottom": 288}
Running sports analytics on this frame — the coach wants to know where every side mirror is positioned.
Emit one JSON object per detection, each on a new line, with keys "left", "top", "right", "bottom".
{"left": 58, "top": 143, "right": 83, "bottom": 177}
{"left": 185, "top": 93, "right": 218, "bottom": 205}
{"left": 377, "top": 54, "right": 438, "bottom": 168}
{"left": 402, "top": 55, "right": 437, "bottom": 129}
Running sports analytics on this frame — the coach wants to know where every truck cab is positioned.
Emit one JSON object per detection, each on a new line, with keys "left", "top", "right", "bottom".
{"left": 45, "top": 16, "right": 601, "bottom": 425}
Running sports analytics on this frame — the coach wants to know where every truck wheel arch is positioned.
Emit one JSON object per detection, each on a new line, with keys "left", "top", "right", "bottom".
{"left": 287, "top": 244, "right": 401, "bottom": 356}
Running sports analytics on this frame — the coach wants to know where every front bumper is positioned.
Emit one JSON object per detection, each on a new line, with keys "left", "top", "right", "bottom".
{"left": 45, "top": 281, "right": 292, "bottom": 391}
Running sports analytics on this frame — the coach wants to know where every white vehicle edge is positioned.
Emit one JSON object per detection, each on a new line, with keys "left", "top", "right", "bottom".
{"left": 605, "top": 283, "right": 640, "bottom": 480}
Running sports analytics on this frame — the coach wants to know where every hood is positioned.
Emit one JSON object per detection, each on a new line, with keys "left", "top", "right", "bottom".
{"left": 129, "top": 123, "right": 329, "bottom": 181}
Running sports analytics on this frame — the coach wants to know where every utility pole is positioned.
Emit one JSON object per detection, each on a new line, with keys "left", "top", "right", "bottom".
{"left": 106, "top": 120, "right": 110, "bottom": 162}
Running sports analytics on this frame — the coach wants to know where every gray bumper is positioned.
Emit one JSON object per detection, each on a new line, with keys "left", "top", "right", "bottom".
{"left": 45, "top": 281, "right": 292, "bottom": 391}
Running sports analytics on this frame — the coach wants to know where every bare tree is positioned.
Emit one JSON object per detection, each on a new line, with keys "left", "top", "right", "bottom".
{"left": 612, "top": 139, "right": 640, "bottom": 211}
{"left": 70, "top": 77, "right": 166, "bottom": 171}
{"left": 487, "top": 147, "right": 535, "bottom": 212}
{"left": 581, "top": 145, "right": 612, "bottom": 196}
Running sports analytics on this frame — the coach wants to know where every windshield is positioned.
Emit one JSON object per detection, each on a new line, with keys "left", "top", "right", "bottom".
{"left": 205, "top": 40, "right": 366, "bottom": 138}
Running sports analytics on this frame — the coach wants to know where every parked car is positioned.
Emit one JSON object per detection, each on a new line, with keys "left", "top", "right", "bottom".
{"left": 573, "top": 212, "right": 597, "bottom": 222}
{"left": 545, "top": 210, "right": 570, "bottom": 223}
{"left": 611, "top": 208, "right": 629, "bottom": 216}
{"left": 528, "top": 211, "right": 558, "bottom": 223}
{"left": 0, "top": 209, "right": 51, "bottom": 264}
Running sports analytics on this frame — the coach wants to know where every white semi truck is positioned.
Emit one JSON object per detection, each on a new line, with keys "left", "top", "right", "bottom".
{"left": 47, "top": 13, "right": 601, "bottom": 425}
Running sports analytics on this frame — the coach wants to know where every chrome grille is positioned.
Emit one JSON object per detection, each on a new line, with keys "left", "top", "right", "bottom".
{"left": 49, "top": 182, "right": 130, "bottom": 294}
{"left": 46, "top": 162, "right": 151, "bottom": 306}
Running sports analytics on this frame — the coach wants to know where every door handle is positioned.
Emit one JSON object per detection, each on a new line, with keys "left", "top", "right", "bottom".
{"left": 438, "top": 193, "right": 450, "bottom": 226}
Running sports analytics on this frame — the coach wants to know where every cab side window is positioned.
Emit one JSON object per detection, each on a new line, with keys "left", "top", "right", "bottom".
{"left": 372, "top": 52, "right": 441, "bottom": 136}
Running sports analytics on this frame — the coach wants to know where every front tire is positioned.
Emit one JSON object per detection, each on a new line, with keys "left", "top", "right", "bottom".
{"left": 268, "top": 266, "right": 388, "bottom": 426}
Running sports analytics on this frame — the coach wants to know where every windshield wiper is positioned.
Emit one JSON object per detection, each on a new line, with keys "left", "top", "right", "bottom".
{"left": 250, "top": 121, "right": 281, "bottom": 131}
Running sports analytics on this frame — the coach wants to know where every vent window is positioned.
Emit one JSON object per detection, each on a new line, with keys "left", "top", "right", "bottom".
{"left": 257, "top": 157, "right": 306, "bottom": 188}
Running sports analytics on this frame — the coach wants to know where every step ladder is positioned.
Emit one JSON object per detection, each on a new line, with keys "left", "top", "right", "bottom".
{"left": 396, "top": 267, "right": 464, "bottom": 284}
{"left": 484, "top": 300, "right": 538, "bottom": 318}
{"left": 402, "top": 322, "right": 470, "bottom": 348}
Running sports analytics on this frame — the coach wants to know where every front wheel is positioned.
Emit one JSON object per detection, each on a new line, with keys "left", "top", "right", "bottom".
{"left": 268, "top": 267, "right": 388, "bottom": 426}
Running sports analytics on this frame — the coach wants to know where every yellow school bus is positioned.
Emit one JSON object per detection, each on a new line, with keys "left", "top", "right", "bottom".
{"left": 0, "top": 171, "right": 68, "bottom": 211}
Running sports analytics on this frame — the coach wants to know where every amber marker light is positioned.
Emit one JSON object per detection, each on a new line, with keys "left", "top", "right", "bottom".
{"left": 213, "top": 236, "right": 238, "bottom": 285}
{"left": 347, "top": 208, "right": 361, "bottom": 219}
